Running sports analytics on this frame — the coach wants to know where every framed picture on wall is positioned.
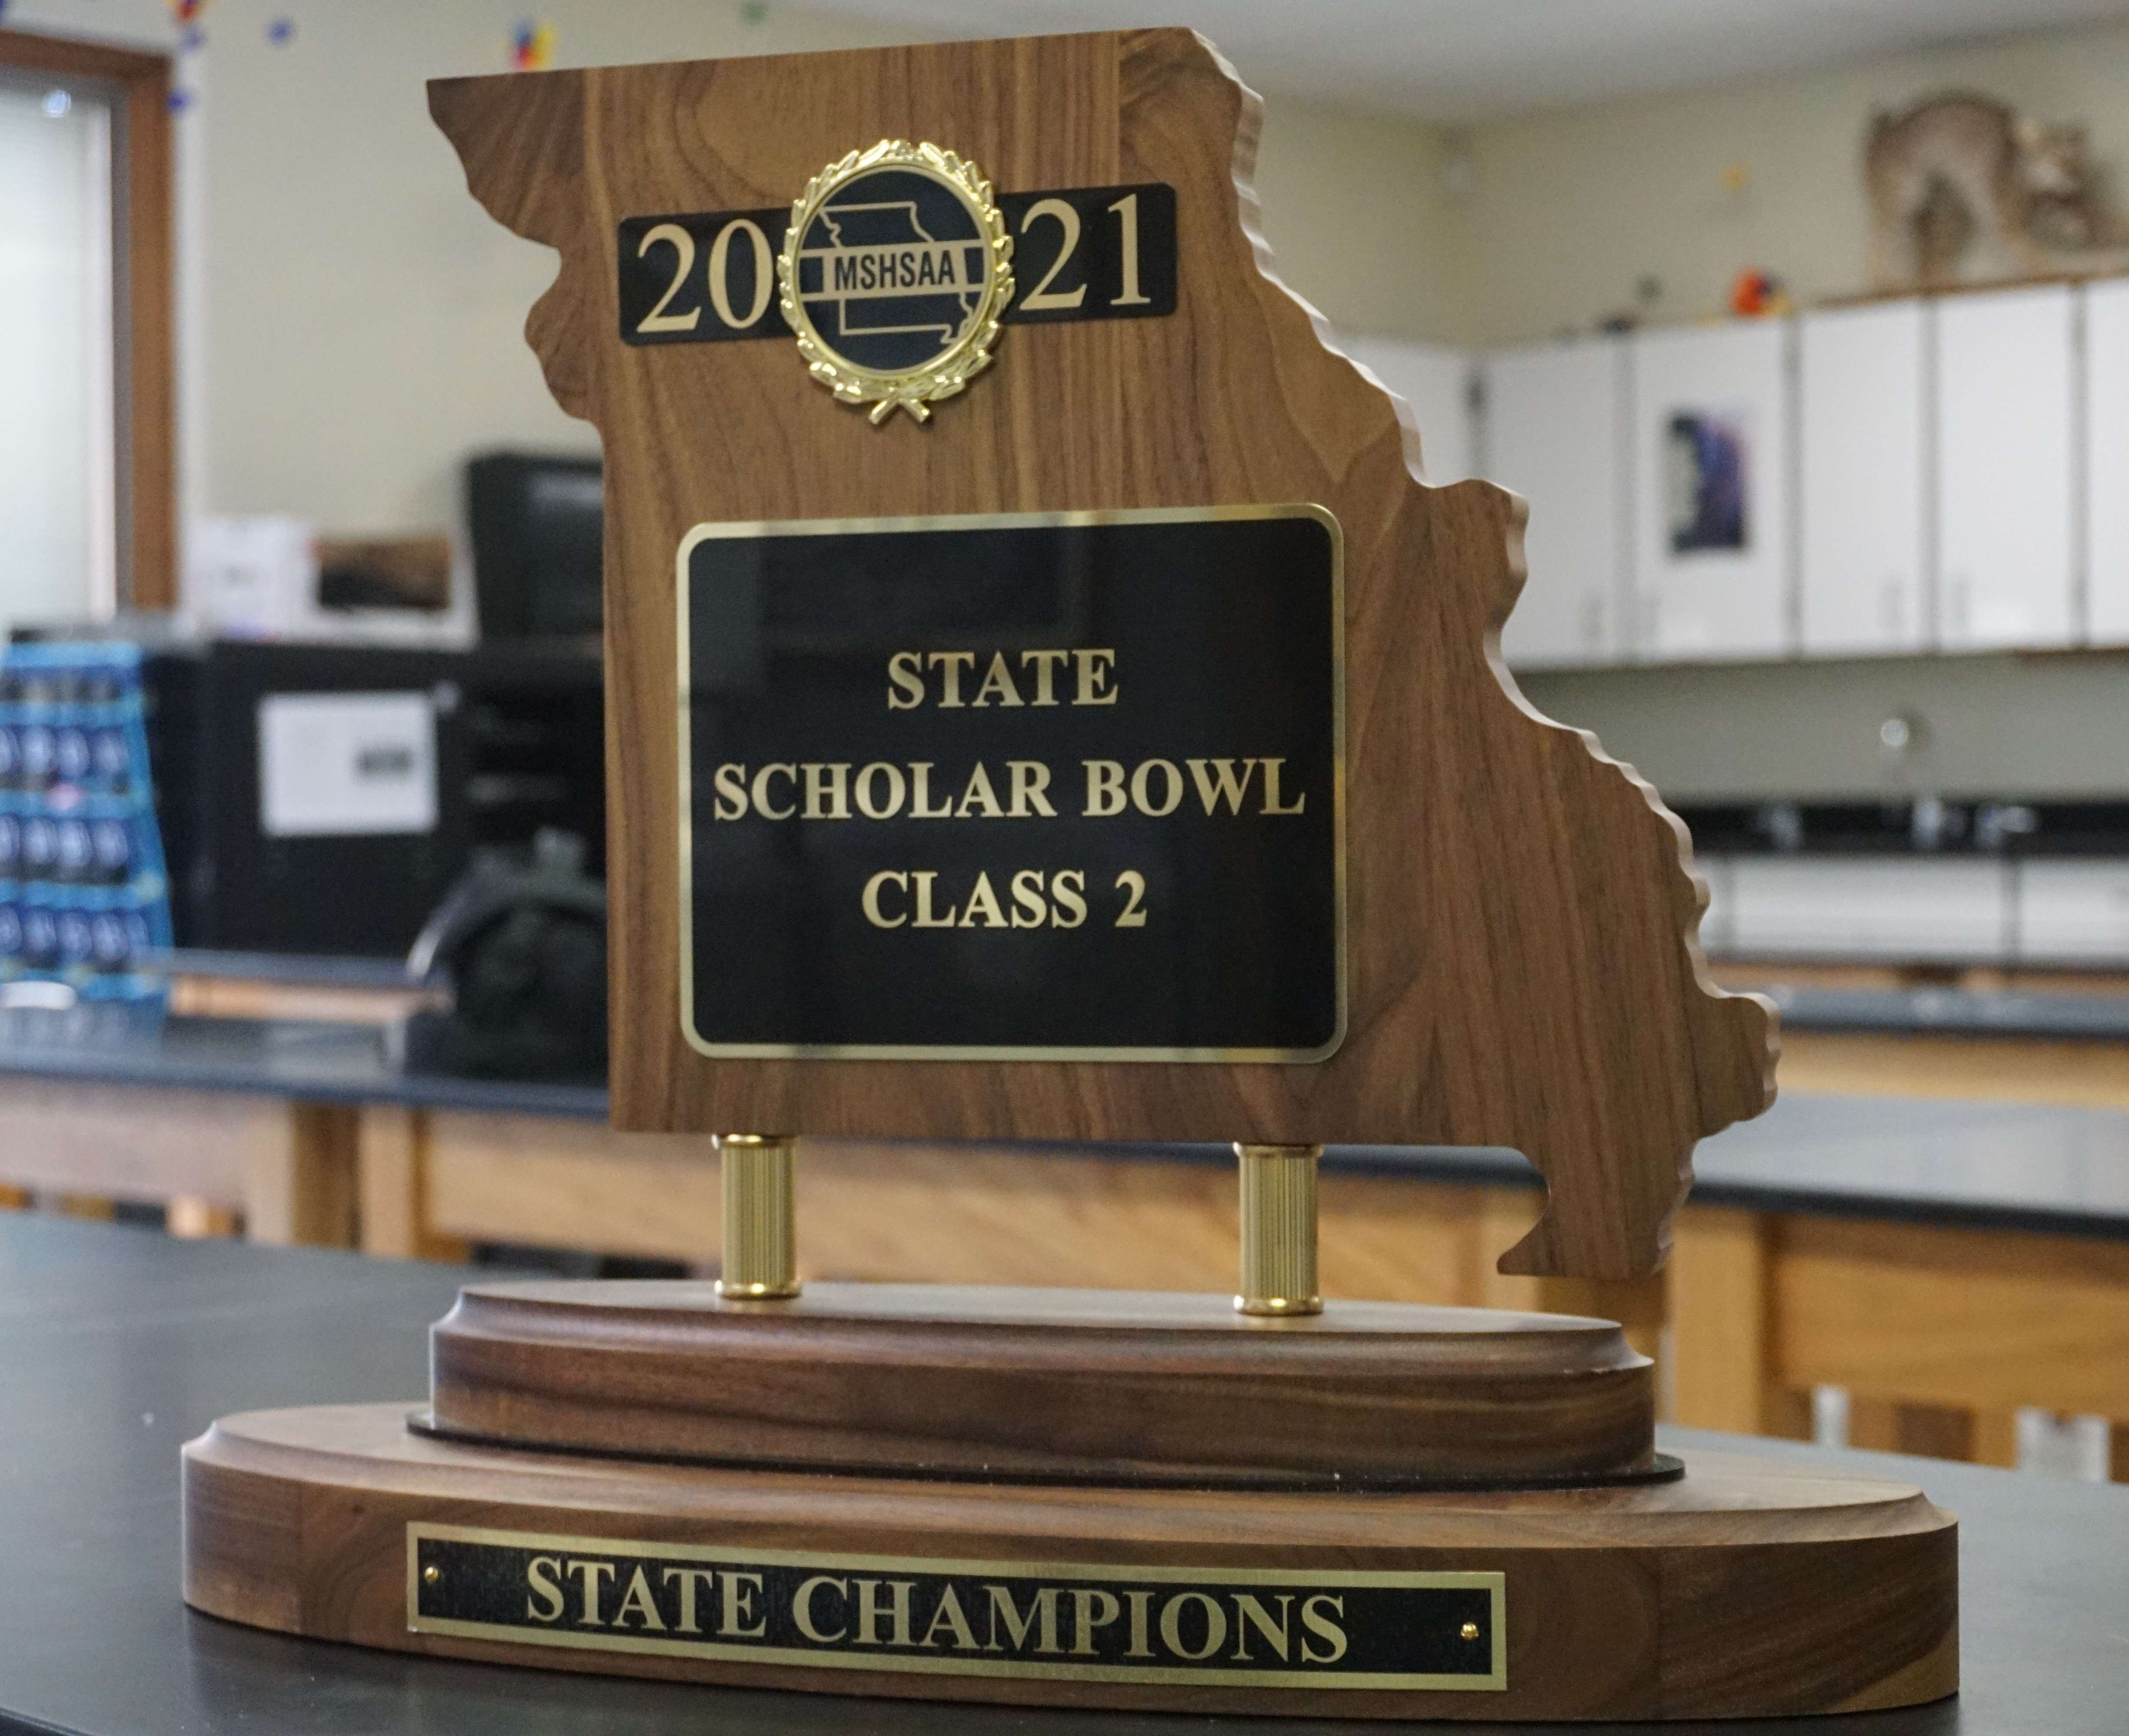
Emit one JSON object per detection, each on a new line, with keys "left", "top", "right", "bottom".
{"left": 1630, "top": 322, "right": 1793, "bottom": 661}
{"left": 1664, "top": 408, "right": 1751, "bottom": 553}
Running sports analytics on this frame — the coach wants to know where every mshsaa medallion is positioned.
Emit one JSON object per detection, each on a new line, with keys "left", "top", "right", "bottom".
{"left": 777, "top": 141, "right": 1015, "bottom": 424}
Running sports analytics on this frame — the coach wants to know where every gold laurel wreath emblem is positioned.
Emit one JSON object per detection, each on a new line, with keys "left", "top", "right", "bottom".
{"left": 776, "top": 140, "right": 1015, "bottom": 425}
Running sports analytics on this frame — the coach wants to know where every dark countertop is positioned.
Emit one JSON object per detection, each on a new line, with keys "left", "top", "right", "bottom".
{"left": 1, "top": 1212, "right": 2125, "bottom": 1735}
{"left": 157, "top": 949, "right": 2129, "bottom": 1040}
{"left": 1759, "top": 981, "right": 2129, "bottom": 1040}
{"left": 0, "top": 1005, "right": 610, "bottom": 1117}
{"left": 165, "top": 948, "right": 427, "bottom": 990}
{"left": 6, "top": 1011, "right": 2129, "bottom": 1238}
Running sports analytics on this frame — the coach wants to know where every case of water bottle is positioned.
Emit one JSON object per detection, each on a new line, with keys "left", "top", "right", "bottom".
{"left": 0, "top": 642, "right": 173, "bottom": 1002}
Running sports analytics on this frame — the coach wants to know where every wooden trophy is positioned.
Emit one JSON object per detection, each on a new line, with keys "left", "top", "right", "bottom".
{"left": 183, "top": 29, "right": 1957, "bottom": 1720}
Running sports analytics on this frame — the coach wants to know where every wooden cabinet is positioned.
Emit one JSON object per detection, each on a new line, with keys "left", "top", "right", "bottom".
{"left": 1339, "top": 337, "right": 1474, "bottom": 482}
{"left": 2086, "top": 279, "right": 2129, "bottom": 646}
{"left": 1481, "top": 337, "right": 1629, "bottom": 668}
{"left": 1935, "top": 283, "right": 2077, "bottom": 650}
{"left": 1629, "top": 322, "right": 1794, "bottom": 661}
{"left": 1799, "top": 302, "right": 1930, "bottom": 656}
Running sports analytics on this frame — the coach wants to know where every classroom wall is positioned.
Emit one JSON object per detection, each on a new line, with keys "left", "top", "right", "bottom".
{"left": 35, "top": 0, "right": 2111, "bottom": 535}
{"left": 13, "top": 0, "right": 889, "bottom": 538}
{"left": 1457, "top": 14, "right": 2129, "bottom": 803}
{"left": 9, "top": 0, "right": 1461, "bottom": 543}
{"left": 1251, "top": 99, "right": 1474, "bottom": 345}
{"left": 1454, "top": 16, "right": 2129, "bottom": 341}
{"left": 16, "top": 2, "right": 2127, "bottom": 800}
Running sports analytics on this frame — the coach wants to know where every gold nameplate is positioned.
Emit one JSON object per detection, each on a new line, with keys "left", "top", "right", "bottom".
{"left": 777, "top": 139, "right": 1015, "bottom": 423}
{"left": 408, "top": 1524, "right": 1506, "bottom": 1691}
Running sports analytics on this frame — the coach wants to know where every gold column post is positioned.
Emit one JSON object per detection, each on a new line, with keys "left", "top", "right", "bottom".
{"left": 1234, "top": 1144, "right": 1323, "bottom": 1316}
{"left": 714, "top": 1134, "right": 799, "bottom": 1299}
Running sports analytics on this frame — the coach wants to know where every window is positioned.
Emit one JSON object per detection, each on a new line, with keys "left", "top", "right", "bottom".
{"left": 0, "top": 30, "right": 173, "bottom": 636}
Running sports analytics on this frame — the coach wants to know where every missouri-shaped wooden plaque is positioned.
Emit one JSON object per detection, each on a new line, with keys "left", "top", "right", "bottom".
{"left": 429, "top": 27, "right": 1775, "bottom": 1279}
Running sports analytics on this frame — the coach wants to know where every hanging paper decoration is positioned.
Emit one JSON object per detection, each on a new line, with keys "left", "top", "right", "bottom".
{"left": 166, "top": 0, "right": 208, "bottom": 56}
{"left": 267, "top": 17, "right": 296, "bottom": 46}
{"left": 510, "top": 20, "right": 556, "bottom": 71}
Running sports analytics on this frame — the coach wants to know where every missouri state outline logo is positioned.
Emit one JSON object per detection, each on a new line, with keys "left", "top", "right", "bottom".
{"left": 777, "top": 140, "right": 1016, "bottom": 424}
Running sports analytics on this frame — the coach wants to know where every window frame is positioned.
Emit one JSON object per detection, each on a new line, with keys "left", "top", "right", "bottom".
{"left": 0, "top": 27, "right": 174, "bottom": 610}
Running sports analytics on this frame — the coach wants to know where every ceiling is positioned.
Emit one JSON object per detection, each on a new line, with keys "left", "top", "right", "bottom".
{"left": 808, "top": 0, "right": 2129, "bottom": 120}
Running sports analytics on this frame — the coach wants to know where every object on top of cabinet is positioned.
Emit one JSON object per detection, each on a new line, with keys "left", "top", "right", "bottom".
{"left": 1799, "top": 301, "right": 1931, "bottom": 656}
{"left": 1629, "top": 320, "right": 1795, "bottom": 662}
{"left": 1866, "top": 92, "right": 2129, "bottom": 291}
{"left": 1482, "top": 335, "right": 1629, "bottom": 668}
{"left": 1934, "top": 282, "right": 2077, "bottom": 651}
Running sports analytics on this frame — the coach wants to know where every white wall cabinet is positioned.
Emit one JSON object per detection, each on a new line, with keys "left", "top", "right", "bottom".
{"left": 2017, "top": 859, "right": 2129, "bottom": 962}
{"left": 1629, "top": 322, "right": 1793, "bottom": 662}
{"left": 1481, "top": 336, "right": 1628, "bottom": 667}
{"left": 2085, "top": 279, "right": 2129, "bottom": 645}
{"left": 1724, "top": 857, "right": 2011, "bottom": 961}
{"left": 1798, "top": 302, "right": 1930, "bottom": 655}
{"left": 1341, "top": 337, "right": 1474, "bottom": 483}
{"left": 1934, "top": 283, "right": 2077, "bottom": 650}
{"left": 1382, "top": 280, "right": 2106, "bottom": 668}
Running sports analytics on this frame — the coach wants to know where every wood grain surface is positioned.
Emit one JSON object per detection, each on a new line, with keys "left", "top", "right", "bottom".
{"left": 424, "top": 1279, "right": 1657, "bottom": 1488}
{"left": 428, "top": 29, "right": 1774, "bottom": 1278}
{"left": 183, "top": 1404, "right": 1956, "bottom": 1720}
{"left": 0, "top": 1078, "right": 355, "bottom": 1245}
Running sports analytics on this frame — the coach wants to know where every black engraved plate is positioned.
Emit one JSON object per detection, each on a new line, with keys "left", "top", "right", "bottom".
{"left": 619, "top": 183, "right": 1177, "bottom": 345}
{"left": 679, "top": 506, "right": 1343, "bottom": 1060}
{"left": 409, "top": 1526, "right": 1504, "bottom": 1691}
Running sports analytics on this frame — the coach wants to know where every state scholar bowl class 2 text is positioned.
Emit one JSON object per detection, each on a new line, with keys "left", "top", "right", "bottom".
{"left": 708, "top": 642, "right": 1311, "bottom": 935}
{"left": 675, "top": 507, "right": 1345, "bottom": 1062}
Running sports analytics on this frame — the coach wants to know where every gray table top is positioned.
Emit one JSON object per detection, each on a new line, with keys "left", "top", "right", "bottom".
{"left": 0, "top": 1212, "right": 2124, "bottom": 1735}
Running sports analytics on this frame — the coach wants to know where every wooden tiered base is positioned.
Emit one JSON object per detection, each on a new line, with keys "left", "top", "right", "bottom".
{"left": 181, "top": 1283, "right": 1957, "bottom": 1720}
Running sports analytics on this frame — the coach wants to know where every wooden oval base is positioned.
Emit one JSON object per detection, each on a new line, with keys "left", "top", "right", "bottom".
{"left": 183, "top": 1404, "right": 1957, "bottom": 1722}
{"left": 425, "top": 1282, "right": 1660, "bottom": 1489}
